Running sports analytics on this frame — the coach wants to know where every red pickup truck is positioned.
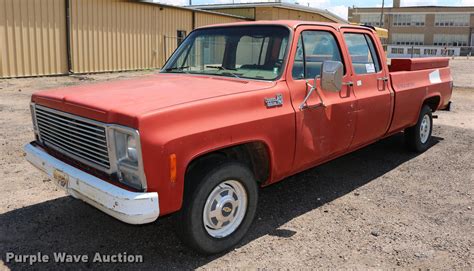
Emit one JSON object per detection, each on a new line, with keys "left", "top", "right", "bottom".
{"left": 25, "top": 21, "right": 452, "bottom": 254}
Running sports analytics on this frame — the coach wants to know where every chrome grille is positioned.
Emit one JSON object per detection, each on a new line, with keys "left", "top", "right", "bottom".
{"left": 34, "top": 105, "right": 110, "bottom": 169}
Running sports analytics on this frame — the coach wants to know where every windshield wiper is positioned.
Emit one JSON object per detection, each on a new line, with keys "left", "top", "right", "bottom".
{"left": 205, "top": 65, "right": 240, "bottom": 78}
{"left": 164, "top": 66, "right": 190, "bottom": 73}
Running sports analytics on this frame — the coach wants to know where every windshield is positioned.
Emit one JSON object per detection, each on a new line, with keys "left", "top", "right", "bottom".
{"left": 162, "top": 26, "right": 290, "bottom": 80}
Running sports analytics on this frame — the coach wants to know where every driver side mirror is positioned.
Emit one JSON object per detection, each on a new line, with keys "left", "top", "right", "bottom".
{"left": 299, "top": 60, "right": 344, "bottom": 110}
{"left": 320, "top": 60, "right": 343, "bottom": 92}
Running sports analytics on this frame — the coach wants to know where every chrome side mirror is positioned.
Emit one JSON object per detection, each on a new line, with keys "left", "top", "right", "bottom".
{"left": 321, "top": 61, "right": 343, "bottom": 92}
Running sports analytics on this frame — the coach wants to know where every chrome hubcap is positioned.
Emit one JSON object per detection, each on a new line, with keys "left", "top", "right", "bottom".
{"left": 203, "top": 180, "right": 247, "bottom": 238}
{"left": 420, "top": 114, "right": 431, "bottom": 144}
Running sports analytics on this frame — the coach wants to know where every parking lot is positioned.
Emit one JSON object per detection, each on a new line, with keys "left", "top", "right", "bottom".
{"left": 0, "top": 59, "right": 473, "bottom": 269}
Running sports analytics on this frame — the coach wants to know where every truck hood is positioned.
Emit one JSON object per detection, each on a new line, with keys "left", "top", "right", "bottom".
{"left": 32, "top": 73, "right": 275, "bottom": 128}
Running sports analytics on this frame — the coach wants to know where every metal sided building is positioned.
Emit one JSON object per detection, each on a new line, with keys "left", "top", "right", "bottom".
{"left": 0, "top": 0, "right": 246, "bottom": 78}
{"left": 191, "top": 2, "right": 347, "bottom": 23}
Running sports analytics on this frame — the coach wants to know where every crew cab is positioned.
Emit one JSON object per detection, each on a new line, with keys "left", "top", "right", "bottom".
{"left": 25, "top": 21, "right": 452, "bottom": 254}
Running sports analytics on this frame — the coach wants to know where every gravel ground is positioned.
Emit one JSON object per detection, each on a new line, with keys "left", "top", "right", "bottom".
{"left": 449, "top": 57, "right": 474, "bottom": 88}
{"left": 0, "top": 60, "right": 473, "bottom": 270}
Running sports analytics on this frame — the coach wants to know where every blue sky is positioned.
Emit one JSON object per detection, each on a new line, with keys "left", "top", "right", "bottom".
{"left": 152, "top": 0, "right": 474, "bottom": 19}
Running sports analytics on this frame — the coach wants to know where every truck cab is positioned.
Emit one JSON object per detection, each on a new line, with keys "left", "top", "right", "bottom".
{"left": 25, "top": 21, "right": 452, "bottom": 254}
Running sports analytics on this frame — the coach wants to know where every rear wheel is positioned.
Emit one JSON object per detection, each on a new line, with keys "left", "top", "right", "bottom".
{"left": 176, "top": 161, "right": 258, "bottom": 254}
{"left": 405, "top": 105, "right": 433, "bottom": 152}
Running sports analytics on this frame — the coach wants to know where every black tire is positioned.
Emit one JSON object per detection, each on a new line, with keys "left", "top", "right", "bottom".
{"left": 175, "top": 161, "right": 258, "bottom": 254}
{"left": 405, "top": 105, "right": 433, "bottom": 152}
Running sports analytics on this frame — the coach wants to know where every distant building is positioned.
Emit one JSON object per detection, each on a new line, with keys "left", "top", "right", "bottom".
{"left": 348, "top": 0, "right": 474, "bottom": 57}
{"left": 0, "top": 0, "right": 246, "bottom": 78}
{"left": 191, "top": 2, "right": 347, "bottom": 24}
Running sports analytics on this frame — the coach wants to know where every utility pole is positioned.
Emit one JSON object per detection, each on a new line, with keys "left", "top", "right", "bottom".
{"left": 379, "top": 0, "right": 385, "bottom": 27}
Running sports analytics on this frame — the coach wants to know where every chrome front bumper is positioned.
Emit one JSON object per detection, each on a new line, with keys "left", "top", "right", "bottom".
{"left": 24, "top": 143, "right": 159, "bottom": 225}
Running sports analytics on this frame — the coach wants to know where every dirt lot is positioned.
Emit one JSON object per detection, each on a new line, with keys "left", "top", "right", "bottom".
{"left": 449, "top": 57, "right": 474, "bottom": 88}
{"left": 0, "top": 60, "right": 473, "bottom": 270}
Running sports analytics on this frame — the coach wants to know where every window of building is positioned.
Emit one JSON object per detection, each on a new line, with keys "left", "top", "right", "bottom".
{"left": 292, "top": 31, "right": 343, "bottom": 79}
{"left": 392, "top": 14, "right": 425, "bottom": 27}
{"left": 391, "top": 47, "right": 405, "bottom": 54}
{"left": 435, "top": 14, "right": 470, "bottom": 27}
{"left": 423, "top": 49, "right": 437, "bottom": 55}
{"left": 177, "top": 30, "right": 187, "bottom": 46}
{"left": 392, "top": 33, "right": 424, "bottom": 45}
{"left": 360, "top": 14, "right": 384, "bottom": 26}
{"left": 344, "top": 33, "right": 382, "bottom": 75}
{"left": 433, "top": 34, "right": 469, "bottom": 46}
{"left": 407, "top": 48, "right": 421, "bottom": 55}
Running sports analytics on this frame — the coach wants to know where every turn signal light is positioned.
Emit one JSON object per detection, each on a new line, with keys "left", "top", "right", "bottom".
{"left": 170, "top": 154, "right": 177, "bottom": 183}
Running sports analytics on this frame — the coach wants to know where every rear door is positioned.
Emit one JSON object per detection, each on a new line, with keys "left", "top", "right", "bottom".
{"left": 286, "top": 25, "right": 356, "bottom": 171}
{"left": 341, "top": 29, "right": 392, "bottom": 148}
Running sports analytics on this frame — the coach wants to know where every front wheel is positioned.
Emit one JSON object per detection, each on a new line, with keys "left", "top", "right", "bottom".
{"left": 405, "top": 105, "right": 433, "bottom": 152}
{"left": 176, "top": 161, "right": 258, "bottom": 254}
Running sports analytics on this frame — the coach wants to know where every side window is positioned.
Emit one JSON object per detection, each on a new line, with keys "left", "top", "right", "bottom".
{"left": 292, "top": 31, "right": 343, "bottom": 79}
{"left": 292, "top": 38, "right": 304, "bottom": 79}
{"left": 343, "top": 33, "right": 382, "bottom": 75}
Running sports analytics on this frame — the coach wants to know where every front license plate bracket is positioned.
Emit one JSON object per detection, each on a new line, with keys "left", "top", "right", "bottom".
{"left": 53, "top": 169, "right": 69, "bottom": 189}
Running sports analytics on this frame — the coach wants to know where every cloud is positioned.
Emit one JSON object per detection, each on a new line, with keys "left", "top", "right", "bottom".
{"left": 399, "top": 0, "right": 474, "bottom": 7}
{"left": 400, "top": 0, "right": 439, "bottom": 6}
{"left": 458, "top": 0, "right": 474, "bottom": 5}
{"left": 325, "top": 5, "right": 348, "bottom": 19}
{"left": 283, "top": 0, "right": 348, "bottom": 19}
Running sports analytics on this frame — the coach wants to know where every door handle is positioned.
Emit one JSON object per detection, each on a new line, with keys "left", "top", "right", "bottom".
{"left": 342, "top": 81, "right": 354, "bottom": 86}
{"left": 377, "top": 77, "right": 388, "bottom": 91}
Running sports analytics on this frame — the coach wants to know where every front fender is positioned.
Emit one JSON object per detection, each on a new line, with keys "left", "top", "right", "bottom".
{"left": 138, "top": 82, "right": 295, "bottom": 215}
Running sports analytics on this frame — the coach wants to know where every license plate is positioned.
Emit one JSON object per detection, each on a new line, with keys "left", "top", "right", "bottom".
{"left": 53, "top": 169, "right": 69, "bottom": 189}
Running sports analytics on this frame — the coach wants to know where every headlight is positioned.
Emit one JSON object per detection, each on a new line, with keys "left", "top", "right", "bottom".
{"left": 127, "top": 136, "right": 138, "bottom": 162}
{"left": 111, "top": 127, "right": 146, "bottom": 191}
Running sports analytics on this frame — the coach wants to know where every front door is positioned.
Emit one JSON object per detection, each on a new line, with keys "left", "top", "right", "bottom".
{"left": 341, "top": 30, "right": 392, "bottom": 148}
{"left": 286, "top": 26, "right": 356, "bottom": 172}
